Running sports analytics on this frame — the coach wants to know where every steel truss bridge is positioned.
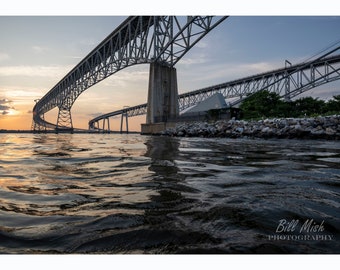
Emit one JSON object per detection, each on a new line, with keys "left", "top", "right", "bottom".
{"left": 89, "top": 45, "right": 340, "bottom": 132}
{"left": 32, "top": 16, "right": 228, "bottom": 132}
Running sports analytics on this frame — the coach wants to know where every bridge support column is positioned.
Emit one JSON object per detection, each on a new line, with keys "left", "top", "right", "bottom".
{"left": 141, "top": 62, "right": 179, "bottom": 134}
{"left": 56, "top": 107, "right": 74, "bottom": 133}
{"left": 120, "top": 112, "right": 129, "bottom": 134}
{"left": 32, "top": 113, "right": 47, "bottom": 133}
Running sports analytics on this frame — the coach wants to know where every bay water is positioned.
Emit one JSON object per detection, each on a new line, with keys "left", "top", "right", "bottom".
{"left": 0, "top": 133, "right": 339, "bottom": 253}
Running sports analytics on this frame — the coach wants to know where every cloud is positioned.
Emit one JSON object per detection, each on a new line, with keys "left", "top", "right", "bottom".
{"left": 0, "top": 97, "right": 14, "bottom": 116}
{"left": 179, "top": 56, "right": 207, "bottom": 65}
{"left": 101, "top": 68, "right": 149, "bottom": 88}
{"left": 32, "top": 46, "right": 49, "bottom": 54}
{"left": 78, "top": 38, "right": 97, "bottom": 47}
{"left": 194, "top": 41, "right": 208, "bottom": 49}
{"left": 0, "top": 98, "right": 12, "bottom": 110}
{"left": 0, "top": 65, "right": 73, "bottom": 78}
{"left": 0, "top": 53, "right": 10, "bottom": 62}
{"left": 0, "top": 104, "right": 11, "bottom": 111}
{"left": 87, "top": 112, "right": 106, "bottom": 118}
{"left": 64, "top": 55, "right": 83, "bottom": 60}
{"left": 239, "top": 62, "right": 278, "bottom": 74}
{"left": 0, "top": 98, "right": 12, "bottom": 104}
{"left": 2, "top": 89, "right": 42, "bottom": 99}
{"left": 179, "top": 60, "right": 281, "bottom": 90}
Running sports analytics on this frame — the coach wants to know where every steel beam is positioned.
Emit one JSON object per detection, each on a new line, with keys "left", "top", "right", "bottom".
{"left": 89, "top": 50, "right": 340, "bottom": 132}
{"left": 32, "top": 16, "right": 228, "bottom": 131}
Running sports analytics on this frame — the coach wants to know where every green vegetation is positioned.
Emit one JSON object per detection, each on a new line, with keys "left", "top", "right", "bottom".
{"left": 239, "top": 90, "right": 340, "bottom": 120}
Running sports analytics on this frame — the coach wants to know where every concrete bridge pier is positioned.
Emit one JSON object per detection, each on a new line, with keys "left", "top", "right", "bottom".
{"left": 141, "top": 62, "right": 179, "bottom": 134}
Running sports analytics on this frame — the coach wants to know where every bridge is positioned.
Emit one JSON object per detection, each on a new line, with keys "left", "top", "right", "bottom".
{"left": 32, "top": 16, "right": 228, "bottom": 132}
{"left": 88, "top": 45, "right": 340, "bottom": 133}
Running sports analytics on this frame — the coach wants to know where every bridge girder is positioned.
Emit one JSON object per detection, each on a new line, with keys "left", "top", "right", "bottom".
{"left": 178, "top": 51, "right": 340, "bottom": 110}
{"left": 33, "top": 16, "right": 228, "bottom": 131}
{"left": 89, "top": 50, "right": 340, "bottom": 132}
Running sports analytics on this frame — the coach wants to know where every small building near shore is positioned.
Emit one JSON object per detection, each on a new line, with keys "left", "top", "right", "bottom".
{"left": 178, "top": 93, "right": 241, "bottom": 122}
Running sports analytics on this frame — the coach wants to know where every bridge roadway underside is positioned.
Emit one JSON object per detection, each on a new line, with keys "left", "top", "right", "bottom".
{"left": 141, "top": 62, "right": 179, "bottom": 134}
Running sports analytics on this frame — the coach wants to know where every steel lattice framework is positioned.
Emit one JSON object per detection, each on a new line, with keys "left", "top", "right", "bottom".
{"left": 180, "top": 47, "right": 340, "bottom": 109}
{"left": 32, "top": 16, "right": 228, "bottom": 131}
{"left": 89, "top": 47, "right": 340, "bottom": 132}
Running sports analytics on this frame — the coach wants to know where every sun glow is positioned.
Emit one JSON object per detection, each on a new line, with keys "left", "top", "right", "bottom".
{"left": 4, "top": 109, "right": 19, "bottom": 116}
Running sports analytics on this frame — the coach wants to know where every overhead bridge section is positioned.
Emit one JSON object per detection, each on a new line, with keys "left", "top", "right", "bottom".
{"left": 179, "top": 46, "right": 340, "bottom": 109}
{"left": 89, "top": 46, "right": 340, "bottom": 132}
{"left": 32, "top": 16, "right": 228, "bottom": 132}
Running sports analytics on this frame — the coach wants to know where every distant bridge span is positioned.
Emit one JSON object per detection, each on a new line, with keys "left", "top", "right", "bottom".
{"left": 89, "top": 46, "right": 340, "bottom": 132}
{"left": 32, "top": 16, "right": 228, "bottom": 132}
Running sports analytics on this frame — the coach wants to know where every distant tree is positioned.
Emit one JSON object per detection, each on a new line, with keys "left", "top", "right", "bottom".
{"left": 275, "top": 101, "right": 295, "bottom": 118}
{"left": 239, "top": 90, "right": 284, "bottom": 119}
{"left": 292, "top": 97, "right": 325, "bottom": 116}
{"left": 325, "top": 95, "right": 340, "bottom": 114}
{"left": 239, "top": 90, "right": 340, "bottom": 120}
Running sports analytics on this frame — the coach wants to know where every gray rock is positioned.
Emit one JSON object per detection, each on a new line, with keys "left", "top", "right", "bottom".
{"left": 325, "top": 127, "right": 336, "bottom": 135}
{"left": 165, "top": 115, "right": 340, "bottom": 139}
{"left": 261, "top": 127, "right": 271, "bottom": 133}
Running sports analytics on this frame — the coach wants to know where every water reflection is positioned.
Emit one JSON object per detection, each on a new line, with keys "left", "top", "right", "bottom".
{"left": 0, "top": 134, "right": 339, "bottom": 254}
{"left": 145, "top": 136, "right": 180, "bottom": 176}
{"left": 140, "top": 136, "right": 222, "bottom": 253}
{"left": 144, "top": 136, "right": 186, "bottom": 213}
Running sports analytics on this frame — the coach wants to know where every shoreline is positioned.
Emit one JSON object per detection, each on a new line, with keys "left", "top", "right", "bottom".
{"left": 161, "top": 115, "right": 340, "bottom": 140}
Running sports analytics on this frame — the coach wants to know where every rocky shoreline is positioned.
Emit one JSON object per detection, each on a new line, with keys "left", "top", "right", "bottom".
{"left": 161, "top": 115, "right": 340, "bottom": 140}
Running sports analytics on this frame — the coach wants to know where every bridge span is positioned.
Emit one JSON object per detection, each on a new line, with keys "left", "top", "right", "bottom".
{"left": 89, "top": 45, "right": 340, "bottom": 133}
{"left": 32, "top": 16, "right": 228, "bottom": 132}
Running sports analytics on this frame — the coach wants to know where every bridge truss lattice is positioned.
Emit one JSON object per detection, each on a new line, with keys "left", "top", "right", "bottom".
{"left": 32, "top": 16, "right": 228, "bottom": 131}
{"left": 89, "top": 46, "right": 340, "bottom": 132}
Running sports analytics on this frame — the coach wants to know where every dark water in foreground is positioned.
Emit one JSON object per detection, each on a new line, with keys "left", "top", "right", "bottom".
{"left": 0, "top": 133, "right": 339, "bottom": 254}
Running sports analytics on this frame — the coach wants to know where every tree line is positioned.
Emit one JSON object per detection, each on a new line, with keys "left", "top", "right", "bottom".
{"left": 239, "top": 90, "right": 340, "bottom": 120}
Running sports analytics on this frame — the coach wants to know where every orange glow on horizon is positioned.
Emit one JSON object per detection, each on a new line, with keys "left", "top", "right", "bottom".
{"left": 0, "top": 114, "right": 32, "bottom": 130}
{"left": 0, "top": 109, "right": 145, "bottom": 132}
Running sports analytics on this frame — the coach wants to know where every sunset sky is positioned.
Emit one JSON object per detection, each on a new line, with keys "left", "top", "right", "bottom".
{"left": 1, "top": 2, "right": 340, "bottom": 131}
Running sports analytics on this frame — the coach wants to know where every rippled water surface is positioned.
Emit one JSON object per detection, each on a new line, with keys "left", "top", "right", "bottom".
{"left": 0, "top": 133, "right": 339, "bottom": 254}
